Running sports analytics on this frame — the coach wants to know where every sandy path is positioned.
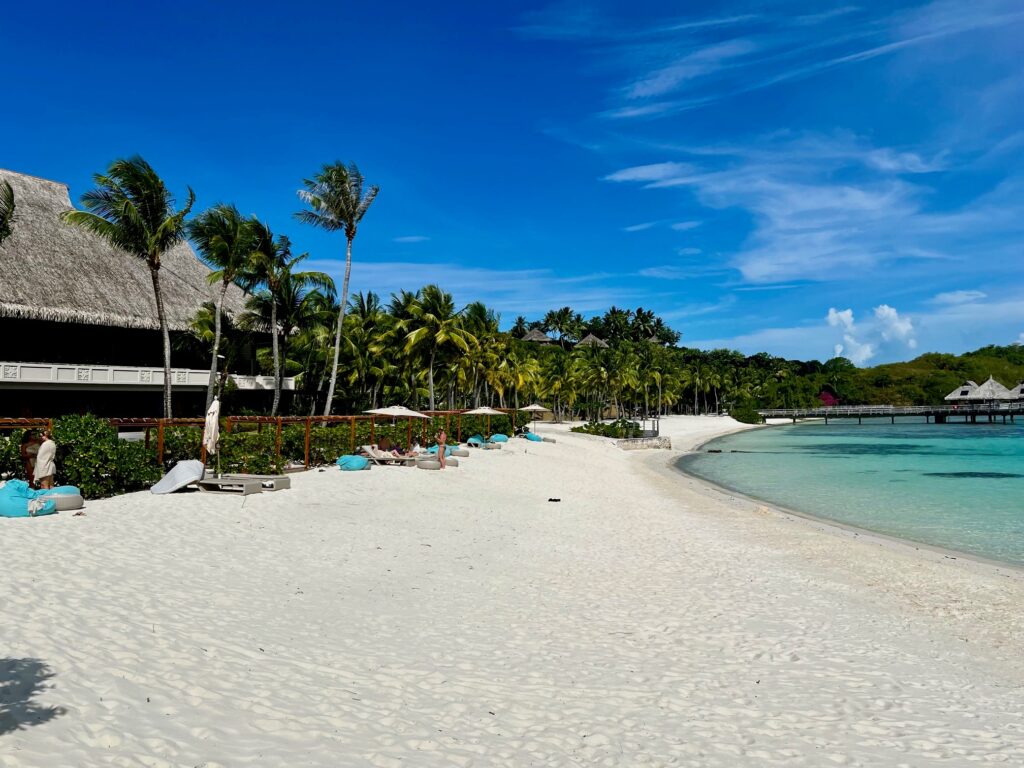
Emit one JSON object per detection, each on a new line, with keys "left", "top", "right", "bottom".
{"left": 2, "top": 416, "right": 1022, "bottom": 766}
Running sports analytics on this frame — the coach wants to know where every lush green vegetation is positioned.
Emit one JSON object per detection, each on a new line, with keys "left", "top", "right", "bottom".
{"left": 60, "top": 155, "right": 1022, "bottom": 424}
{"left": 572, "top": 419, "right": 642, "bottom": 439}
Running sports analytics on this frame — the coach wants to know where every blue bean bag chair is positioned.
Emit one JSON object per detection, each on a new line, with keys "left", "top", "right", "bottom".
{"left": 0, "top": 480, "right": 59, "bottom": 518}
{"left": 490, "top": 434, "right": 509, "bottom": 443}
{"left": 426, "top": 444, "right": 456, "bottom": 457}
{"left": 467, "top": 435, "right": 485, "bottom": 445}
{"left": 337, "top": 455, "right": 370, "bottom": 471}
{"left": 525, "top": 432, "right": 543, "bottom": 442}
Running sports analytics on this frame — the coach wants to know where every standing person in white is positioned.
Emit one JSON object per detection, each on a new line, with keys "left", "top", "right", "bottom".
{"left": 35, "top": 430, "right": 57, "bottom": 489}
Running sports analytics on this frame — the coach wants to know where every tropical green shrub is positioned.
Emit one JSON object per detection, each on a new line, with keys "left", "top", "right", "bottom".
{"left": 571, "top": 419, "right": 641, "bottom": 439}
{"left": 729, "top": 403, "right": 764, "bottom": 425}
{"left": 51, "top": 414, "right": 161, "bottom": 498}
{"left": 162, "top": 425, "right": 203, "bottom": 465}
{"left": 217, "top": 429, "right": 283, "bottom": 474}
{"left": 0, "top": 428, "right": 28, "bottom": 479}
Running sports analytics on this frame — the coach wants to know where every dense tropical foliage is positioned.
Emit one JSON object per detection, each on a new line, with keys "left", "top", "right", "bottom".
{"left": 63, "top": 156, "right": 1023, "bottom": 422}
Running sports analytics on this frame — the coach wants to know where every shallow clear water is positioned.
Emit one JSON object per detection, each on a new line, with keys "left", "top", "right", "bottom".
{"left": 678, "top": 419, "right": 1024, "bottom": 567}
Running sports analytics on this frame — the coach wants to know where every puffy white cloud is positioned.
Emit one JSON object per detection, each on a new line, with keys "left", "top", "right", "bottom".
{"left": 874, "top": 304, "right": 916, "bottom": 347}
{"left": 839, "top": 334, "right": 876, "bottom": 365}
{"left": 827, "top": 307, "right": 855, "bottom": 331}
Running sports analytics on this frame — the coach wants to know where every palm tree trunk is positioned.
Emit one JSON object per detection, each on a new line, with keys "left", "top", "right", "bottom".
{"left": 150, "top": 266, "right": 173, "bottom": 418}
{"left": 693, "top": 386, "right": 698, "bottom": 415}
{"left": 205, "top": 281, "right": 229, "bottom": 409}
{"left": 427, "top": 349, "right": 436, "bottom": 410}
{"left": 270, "top": 301, "right": 281, "bottom": 416}
{"left": 322, "top": 236, "right": 353, "bottom": 416}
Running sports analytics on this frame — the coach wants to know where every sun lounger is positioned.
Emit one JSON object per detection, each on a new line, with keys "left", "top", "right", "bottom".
{"left": 217, "top": 473, "right": 291, "bottom": 491}
{"left": 358, "top": 445, "right": 417, "bottom": 467}
{"left": 197, "top": 477, "right": 263, "bottom": 496}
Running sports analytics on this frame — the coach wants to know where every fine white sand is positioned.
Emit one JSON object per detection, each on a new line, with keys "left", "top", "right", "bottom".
{"left": 2, "top": 415, "right": 1023, "bottom": 766}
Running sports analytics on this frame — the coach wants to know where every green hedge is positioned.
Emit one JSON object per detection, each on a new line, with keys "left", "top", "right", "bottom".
{"left": 571, "top": 419, "right": 642, "bottom": 439}
{"left": 52, "top": 415, "right": 161, "bottom": 499}
{"left": 728, "top": 403, "right": 764, "bottom": 425}
{"left": 0, "top": 428, "right": 28, "bottom": 480}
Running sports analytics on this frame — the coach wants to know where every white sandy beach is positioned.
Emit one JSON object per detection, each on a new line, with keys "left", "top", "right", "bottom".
{"left": 3, "top": 415, "right": 1023, "bottom": 766}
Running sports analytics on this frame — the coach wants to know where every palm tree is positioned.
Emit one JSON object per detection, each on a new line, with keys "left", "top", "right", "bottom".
{"left": 63, "top": 156, "right": 194, "bottom": 417}
{"left": 188, "top": 204, "right": 255, "bottom": 408}
{"left": 403, "top": 285, "right": 475, "bottom": 410}
{"left": 243, "top": 219, "right": 334, "bottom": 416}
{"left": 0, "top": 181, "right": 15, "bottom": 245}
{"left": 295, "top": 162, "right": 380, "bottom": 416}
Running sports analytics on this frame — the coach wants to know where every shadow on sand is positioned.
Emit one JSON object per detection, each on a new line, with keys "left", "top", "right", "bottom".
{"left": 0, "top": 658, "right": 65, "bottom": 735}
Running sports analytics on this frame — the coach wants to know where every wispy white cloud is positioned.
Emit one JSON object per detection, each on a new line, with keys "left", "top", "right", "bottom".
{"left": 604, "top": 132, "right": 1024, "bottom": 284}
{"left": 930, "top": 289, "right": 987, "bottom": 305}
{"left": 669, "top": 220, "right": 701, "bottom": 231}
{"left": 604, "top": 162, "right": 690, "bottom": 182}
{"left": 303, "top": 259, "right": 641, "bottom": 318}
{"left": 392, "top": 235, "right": 430, "bottom": 243}
{"left": 625, "top": 40, "right": 756, "bottom": 100}
{"left": 623, "top": 221, "right": 658, "bottom": 232}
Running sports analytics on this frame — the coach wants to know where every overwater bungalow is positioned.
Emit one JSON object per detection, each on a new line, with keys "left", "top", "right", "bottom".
{"left": 0, "top": 168, "right": 288, "bottom": 416}
{"left": 944, "top": 376, "right": 1015, "bottom": 404}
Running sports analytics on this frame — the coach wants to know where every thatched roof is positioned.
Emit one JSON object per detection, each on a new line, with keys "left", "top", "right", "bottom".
{"left": 522, "top": 328, "right": 554, "bottom": 343}
{"left": 944, "top": 380, "right": 979, "bottom": 401}
{"left": 0, "top": 168, "right": 247, "bottom": 331}
{"left": 952, "top": 376, "right": 1014, "bottom": 401}
{"left": 1009, "top": 382, "right": 1024, "bottom": 399}
{"left": 576, "top": 332, "right": 609, "bottom": 348}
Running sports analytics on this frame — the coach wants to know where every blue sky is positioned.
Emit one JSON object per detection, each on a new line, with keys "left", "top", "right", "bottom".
{"left": 3, "top": 1, "right": 1022, "bottom": 364}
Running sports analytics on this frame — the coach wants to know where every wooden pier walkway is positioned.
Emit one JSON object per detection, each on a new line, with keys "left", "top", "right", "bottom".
{"left": 758, "top": 403, "right": 1024, "bottom": 424}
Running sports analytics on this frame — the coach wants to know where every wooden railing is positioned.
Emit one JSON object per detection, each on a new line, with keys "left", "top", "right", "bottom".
{"left": 1, "top": 409, "right": 522, "bottom": 471}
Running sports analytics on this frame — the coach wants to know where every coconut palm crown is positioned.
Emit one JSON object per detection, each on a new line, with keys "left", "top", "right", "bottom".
{"left": 295, "top": 161, "right": 379, "bottom": 416}
{"left": 62, "top": 156, "right": 195, "bottom": 417}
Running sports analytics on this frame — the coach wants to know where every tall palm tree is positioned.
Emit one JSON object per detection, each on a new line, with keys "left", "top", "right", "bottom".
{"left": 403, "top": 284, "right": 475, "bottom": 410}
{"left": 243, "top": 219, "right": 334, "bottom": 416}
{"left": 295, "top": 161, "right": 380, "bottom": 416}
{"left": 0, "top": 181, "right": 15, "bottom": 245}
{"left": 188, "top": 203, "right": 255, "bottom": 408}
{"left": 63, "top": 156, "right": 194, "bottom": 417}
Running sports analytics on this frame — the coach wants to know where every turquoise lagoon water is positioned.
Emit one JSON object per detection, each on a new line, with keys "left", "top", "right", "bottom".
{"left": 678, "top": 419, "right": 1024, "bottom": 567}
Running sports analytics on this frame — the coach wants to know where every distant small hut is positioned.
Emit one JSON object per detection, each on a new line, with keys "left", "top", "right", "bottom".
{"left": 521, "top": 328, "right": 555, "bottom": 344}
{"left": 944, "top": 380, "right": 979, "bottom": 402}
{"left": 576, "top": 333, "right": 609, "bottom": 349}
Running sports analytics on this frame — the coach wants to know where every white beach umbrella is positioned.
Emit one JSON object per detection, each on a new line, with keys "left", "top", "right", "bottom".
{"left": 520, "top": 403, "right": 551, "bottom": 430}
{"left": 364, "top": 405, "right": 430, "bottom": 419}
{"left": 462, "top": 406, "right": 504, "bottom": 436}
{"left": 202, "top": 398, "right": 221, "bottom": 455}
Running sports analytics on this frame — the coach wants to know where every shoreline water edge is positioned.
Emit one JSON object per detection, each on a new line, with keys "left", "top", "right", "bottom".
{"left": 673, "top": 421, "right": 1024, "bottom": 575}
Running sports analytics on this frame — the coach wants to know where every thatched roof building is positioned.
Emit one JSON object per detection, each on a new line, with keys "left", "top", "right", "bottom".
{"left": 946, "top": 376, "right": 1014, "bottom": 402}
{"left": 576, "top": 333, "right": 609, "bottom": 348}
{"left": 0, "top": 168, "right": 246, "bottom": 330}
{"left": 944, "top": 380, "right": 979, "bottom": 401}
{"left": 522, "top": 328, "right": 555, "bottom": 344}
{"left": 1009, "top": 382, "right": 1024, "bottom": 399}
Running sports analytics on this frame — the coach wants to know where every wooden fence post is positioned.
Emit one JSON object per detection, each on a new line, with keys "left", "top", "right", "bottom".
{"left": 457, "top": 414, "right": 462, "bottom": 442}
{"left": 304, "top": 417, "right": 312, "bottom": 469}
{"left": 407, "top": 418, "right": 412, "bottom": 448}
{"left": 157, "top": 419, "right": 165, "bottom": 464}
{"left": 350, "top": 417, "right": 356, "bottom": 454}
{"left": 370, "top": 417, "right": 375, "bottom": 444}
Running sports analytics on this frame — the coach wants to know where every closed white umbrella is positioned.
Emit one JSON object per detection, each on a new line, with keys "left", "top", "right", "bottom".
{"left": 202, "top": 398, "right": 221, "bottom": 454}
